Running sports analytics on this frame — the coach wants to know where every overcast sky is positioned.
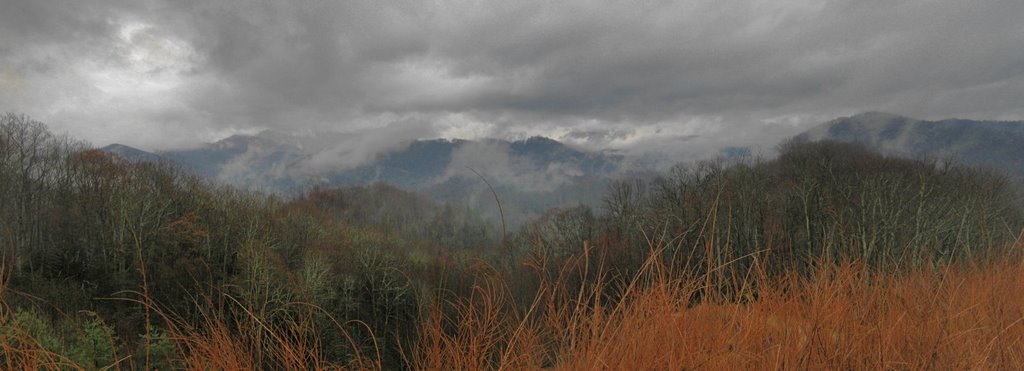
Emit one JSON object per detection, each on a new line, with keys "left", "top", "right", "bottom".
{"left": 2, "top": 0, "right": 1023, "bottom": 154}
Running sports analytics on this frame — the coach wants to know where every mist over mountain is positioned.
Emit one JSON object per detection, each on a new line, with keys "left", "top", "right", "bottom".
{"left": 101, "top": 112, "right": 1024, "bottom": 227}
{"left": 102, "top": 133, "right": 629, "bottom": 226}
{"left": 101, "top": 143, "right": 163, "bottom": 163}
{"left": 795, "top": 112, "right": 1024, "bottom": 182}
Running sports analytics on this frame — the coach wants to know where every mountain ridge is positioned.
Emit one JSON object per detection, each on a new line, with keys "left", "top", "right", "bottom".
{"left": 101, "top": 134, "right": 625, "bottom": 226}
{"left": 795, "top": 112, "right": 1024, "bottom": 182}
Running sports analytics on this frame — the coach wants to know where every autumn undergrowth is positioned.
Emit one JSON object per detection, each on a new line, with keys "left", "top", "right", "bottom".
{"left": 2, "top": 238, "right": 1024, "bottom": 370}
{"left": 411, "top": 238, "right": 1024, "bottom": 370}
{"left": 2, "top": 237, "right": 1023, "bottom": 370}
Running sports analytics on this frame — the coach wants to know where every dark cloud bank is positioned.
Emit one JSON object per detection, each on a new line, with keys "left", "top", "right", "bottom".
{"left": 2, "top": 0, "right": 1023, "bottom": 163}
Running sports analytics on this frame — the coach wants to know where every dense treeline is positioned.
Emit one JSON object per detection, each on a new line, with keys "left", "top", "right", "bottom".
{"left": 1, "top": 113, "right": 1022, "bottom": 368}
{"left": 503, "top": 139, "right": 1023, "bottom": 304}
{"left": 593, "top": 140, "right": 1022, "bottom": 278}
{"left": 0, "top": 114, "right": 497, "bottom": 368}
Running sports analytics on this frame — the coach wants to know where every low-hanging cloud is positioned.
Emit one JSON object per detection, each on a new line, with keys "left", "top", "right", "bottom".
{"left": 441, "top": 141, "right": 583, "bottom": 193}
{"left": 2, "top": 0, "right": 1023, "bottom": 155}
{"left": 299, "top": 119, "right": 435, "bottom": 173}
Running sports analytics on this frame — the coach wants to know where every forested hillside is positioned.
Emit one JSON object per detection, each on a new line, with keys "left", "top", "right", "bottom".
{"left": 796, "top": 112, "right": 1024, "bottom": 184}
{"left": 0, "top": 114, "right": 498, "bottom": 367}
{"left": 2, "top": 113, "right": 1023, "bottom": 369}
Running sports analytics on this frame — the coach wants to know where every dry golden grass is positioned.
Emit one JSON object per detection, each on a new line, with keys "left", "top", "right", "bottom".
{"left": 412, "top": 251, "right": 1024, "bottom": 370}
{"left": 0, "top": 262, "right": 85, "bottom": 370}
{"left": 132, "top": 291, "right": 382, "bottom": 370}
{"left": 0, "top": 329, "right": 77, "bottom": 371}
{"left": 0, "top": 262, "right": 381, "bottom": 370}
{"left": 4, "top": 247, "right": 1024, "bottom": 369}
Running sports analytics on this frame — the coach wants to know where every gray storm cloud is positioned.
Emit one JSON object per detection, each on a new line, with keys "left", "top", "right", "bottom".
{"left": 2, "top": 0, "right": 1023, "bottom": 154}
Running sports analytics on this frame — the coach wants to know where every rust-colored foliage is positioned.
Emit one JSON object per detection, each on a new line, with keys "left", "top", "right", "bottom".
{"left": 165, "top": 212, "right": 209, "bottom": 243}
{"left": 69, "top": 149, "right": 128, "bottom": 179}
{"left": 412, "top": 251, "right": 1024, "bottom": 370}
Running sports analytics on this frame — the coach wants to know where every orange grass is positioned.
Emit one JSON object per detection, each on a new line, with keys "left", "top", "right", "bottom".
{"left": 0, "top": 261, "right": 86, "bottom": 370}
{"left": 0, "top": 322, "right": 80, "bottom": 371}
{"left": 5, "top": 245, "right": 1024, "bottom": 369}
{"left": 412, "top": 252, "right": 1024, "bottom": 370}
{"left": 0, "top": 262, "right": 381, "bottom": 370}
{"left": 127, "top": 290, "right": 382, "bottom": 370}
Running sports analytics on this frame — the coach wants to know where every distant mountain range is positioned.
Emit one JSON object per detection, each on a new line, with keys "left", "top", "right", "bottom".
{"left": 103, "top": 112, "right": 1024, "bottom": 224}
{"left": 795, "top": 112, "right": 1024, "bottom": 182}
{"left": 104, "top": 134, "right": 622, "bottom": 191}
{"left": 102, "top": 133, "right": 627, "bottom": 226}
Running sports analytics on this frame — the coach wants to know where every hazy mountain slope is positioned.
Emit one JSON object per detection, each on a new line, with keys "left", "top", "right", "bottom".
{"left": 322, "top": 139, "right": 469, "bottom": 188}
{"left": 795, "top": 112, "right": 1024, "bottom": 180}
{"left": 100, "top": 143, "right": 163, "bottom": 163}
{"left": 102, "top": 134, "right": 625, "bottom": 226}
